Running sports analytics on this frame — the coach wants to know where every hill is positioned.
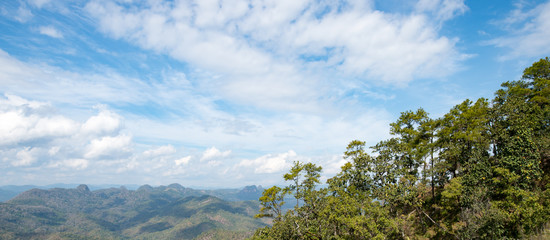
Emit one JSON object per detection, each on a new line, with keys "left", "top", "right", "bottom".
{"left": 0, "top": 184, "right": 263, "bottom": 203}
{"left": 0, "top": 184, "right": 268, "bottom": 239}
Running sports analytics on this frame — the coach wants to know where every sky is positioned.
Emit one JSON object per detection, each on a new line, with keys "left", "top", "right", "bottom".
{"left": 1, "top": 0, "right": 549, "bottom": 188}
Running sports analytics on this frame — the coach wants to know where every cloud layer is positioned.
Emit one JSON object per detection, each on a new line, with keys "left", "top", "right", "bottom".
{"left": 0, "top": 93, "right": 354, "bottom": 187}
{"left": 2, "top": 0, "right": 546, "bottom": 187}
{"left": 85, "top": 0, "right": 466, "bottom": 99}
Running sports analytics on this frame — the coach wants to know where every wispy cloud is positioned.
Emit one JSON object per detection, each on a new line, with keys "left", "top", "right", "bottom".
{"left": 0, "top": 0, "right": 487, "bottom": 187}
{"left": 28, "top": 0, "right": 53, "bottom": 9}
{"left": 15, "top": 4, "right": 33, "bottom": 23}
{"left": 85, "top": 0, "right": 465, "bottom": 97}
{"left": 488, "top": 1, "right": 550, "bottom": 59}
{"left": 416, "top": 0, "right": 468, "bottom": 22}
{"left": 39, "top": 25, "right": 63, "bottom": 38}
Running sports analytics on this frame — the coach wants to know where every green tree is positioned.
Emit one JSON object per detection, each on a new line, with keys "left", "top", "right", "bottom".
{"left": 255, "top": 186, "right": 286, "bottom": 221}
{"left": 253, "top": 57, "right": 550, "bottom": 240}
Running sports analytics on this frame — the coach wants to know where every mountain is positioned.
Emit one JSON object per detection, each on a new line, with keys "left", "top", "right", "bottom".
{"left": 0, "top": 184, "right": 141, "bottom": 202}
{"left": 0, "top": 184, "right": 264, "bottom": 203}
{"left": 0, "top": 184, "right": 268, "bottom": 239}
{"left": 236, "top": 185, "right": 264, "bottom": 201}
{"left": 0, "top": 188, "right": 18, "bottom": 202}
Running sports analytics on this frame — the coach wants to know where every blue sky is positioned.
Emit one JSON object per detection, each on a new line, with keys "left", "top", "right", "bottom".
{"left": 1, "top": 0, "right": 549, "bottom": 188}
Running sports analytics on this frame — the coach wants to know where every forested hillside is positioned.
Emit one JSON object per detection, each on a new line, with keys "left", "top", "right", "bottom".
{"left": 0, "top": 184, "right": 267, "bottom": 239}
{"left": 253, "top": 58, "right": 550, "bottom": 239}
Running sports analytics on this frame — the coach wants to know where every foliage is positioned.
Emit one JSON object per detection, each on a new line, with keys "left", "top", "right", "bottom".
{"left": 252, "top": 57, "right": 550, "bottom": 239}
{"left": 0, "top": 184, "right": 268, "bottom": 240}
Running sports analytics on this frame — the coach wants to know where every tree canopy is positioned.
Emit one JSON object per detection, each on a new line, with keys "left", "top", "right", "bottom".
{"left": 252, "top": 57, "right": 550, "bottom": 240}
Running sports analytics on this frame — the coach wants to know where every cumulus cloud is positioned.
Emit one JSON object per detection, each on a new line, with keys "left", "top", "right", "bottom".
{"left": 13, "top": 147, "right": 37, "bottom": 166}
{"left": 84, "top": 134, "right": 132, "bottom": 159}
{"left": 81, "top": 108, "right": 122, "bottom": 136}
{"left": 0, "top": 94, "right": 238, "bottom": 185}
{"left": 238, "top": 150, "right": 298, "bottom": 174}
{"left": 488, "top": 1, "right": 550, "bottom": 59}
{"left": 0, "top": 94, "right": 368, "bottom": 186}
{"left": 48, "top": 146, "right": 60, "bottom": 156}
{"left": 0, "top": 95, "right": 146, "bottom": 171}
{"left": 143, "top": 145, "right": 176, "bottom": 158}
{"left": 0, "top": 94, "right": 79, "bottom": 146}
{"left": 39, "top": 26, "right": 63, "bottom": 38}
{"left": 200, "top": 146, "right": 231, "bottom": 162}
{"left": 174, "top": 156, "right": 191, "bottom": 166}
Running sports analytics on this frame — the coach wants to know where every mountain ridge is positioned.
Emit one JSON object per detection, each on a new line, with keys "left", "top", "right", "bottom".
{"left": 0, "top": 184, "right": 267, "bottom": 239}
{"left": 0, "top": 183, "right": 264, "bottom": 202}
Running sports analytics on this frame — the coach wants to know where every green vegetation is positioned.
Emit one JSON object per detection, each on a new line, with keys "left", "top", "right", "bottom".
{"left": 0, "top": 184, "right": 268, "bottom": 239}
{"left": 252, "top": 57, "right": 550, "bottom": 239}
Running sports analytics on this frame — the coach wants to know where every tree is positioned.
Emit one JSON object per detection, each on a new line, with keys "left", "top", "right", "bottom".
{"left": 253, "top": 57, "right": 550, "bottom": 240}
{"left": 255, "top": 186, "right": 286, "bottom": 221}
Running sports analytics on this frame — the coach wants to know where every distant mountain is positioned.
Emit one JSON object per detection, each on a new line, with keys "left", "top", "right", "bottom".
{"left": 204, "top": 185, "right": 264, "bottom": 202}
{"left": 236, "top": 185, "right": 264, "bottom": 201}
{"left": 0, "top": 189, "right": 18, "bottom": 202}
{"left": 0, "top": 184, "right": 141, "bottom": 202}
{"left": 0, "top": 184, "right": 268, "bottom": 239}
{"left": 0, "top": 184, "right": 263, "bottom": 203}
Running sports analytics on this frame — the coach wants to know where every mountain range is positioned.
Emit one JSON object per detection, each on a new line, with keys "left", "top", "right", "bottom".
{"left": 0, "top": 184, "right": 268, "bottom": 239}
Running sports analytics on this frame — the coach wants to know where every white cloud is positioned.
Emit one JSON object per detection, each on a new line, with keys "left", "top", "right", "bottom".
{"left": 85, "top": 0, "right": 465, "bottom": 101}
{"left": 0, "top": 24, "right": 390, "bottom": 164}
{"left": 13, "top": 147, "right": 37, "bottom": 166}
{"left": 143, "top": 145, "right": 176, "bottom": 158}
{"left": 84, "top": 134, "right": 132, "bottom": 159}
{"left": 15, "top": 5, "right": 33, "bottom": 23}
{"left": 49, "top": 158, "right": 89, "bottom": 170}
{"left": 34, "top": 115, "right": 78, "bottom": 137}
{"left": 281, "top": 7, "right": 462, "bottom": 84}
{"left": 64, "top": 159, "right": 89, "bottom": 170}
{"left": 206, "top": 160, "right": 222, "bottom": 167}
{"left": 200, "top": 147, "right": 231, "bottom": 162}
{"left": 39, "top": 26, "right": 63, "bottom": 38}
{"left": 416, "top": 0, "right": 468, "bottom": 22}
{"left": 0, "top": 49, "right": 232, "bottom": 125}
{"left": 488, "top": 1, "right": 550, "bottom": 59}
{"left": 85, "top": 0, "right": 273, "bottom": 75}
{"left": 174, "top": 156, "right": 191, "bottom": 166}
{"left": 320, "top": 155, "right": 347, "bottom": 175}
{"left": 238, "top": 150, "right": 298, "bottom": 174}
{"left": 81, "top": 109, "right": 122, "bottom": 136}
{"left": 48, "top": 146, "right": 60, "bottom": 156}
{"left": 0, "top": 94, "right": 141, "bottom": 171}
{"left": 0, "top": 0, "right": 420, "bottom": 186}
{"left": 0, "top": 49, "right": 153, "bottom": 109}
{"left": 1, "top": 94, "right": 49, "bottom": 109}
{"left": 28, "top": 0, "right": 53, "bottom": 8}
{"left": 0, "top": 94, "right": 79, "bottom": 146}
